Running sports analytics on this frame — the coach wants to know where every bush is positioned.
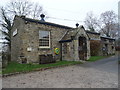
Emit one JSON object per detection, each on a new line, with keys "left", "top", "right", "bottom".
{"left": 115, "top": 46, "right": 120, "bottom": 51}
{"left": 90, "top": 40, "right": 101, "bottom": 56}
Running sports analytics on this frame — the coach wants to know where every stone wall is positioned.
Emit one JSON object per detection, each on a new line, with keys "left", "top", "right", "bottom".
{"left": 87, "top": 33, "right": 100, "bottom": 40}
{"left": 11, "top": 16, "right": 25, "bottom": 63}
{"left": 100, "top": 38, "right": 115, "bottom": 55}
{"left": 11, "top": 16, "right": 71, "bottom": 63}
{"left": 76, "top": 28, "right": 90, "bottom": 60}
{"left": 62, "top": 42, "right": 74, "bottom": 61}
{"left": 62, "top": 27, "right": 90, "bottom": 61}
{"left": 86, "top": 31, "right": 115, "bottom": 56}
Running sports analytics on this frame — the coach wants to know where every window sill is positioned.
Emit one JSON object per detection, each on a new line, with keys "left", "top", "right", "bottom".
{"left": 38, "top": 47, "right": 51, "bottom": 50}
{"left": 39, "top": 46, "right": 50, "bottom": 48}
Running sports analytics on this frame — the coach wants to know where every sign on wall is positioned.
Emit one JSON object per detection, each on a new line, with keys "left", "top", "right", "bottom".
{"left": 27, "top": 47, "right": 32, "bottom": 52}
{"left": 54, "top": 48, "right": 60, "bottom": 55}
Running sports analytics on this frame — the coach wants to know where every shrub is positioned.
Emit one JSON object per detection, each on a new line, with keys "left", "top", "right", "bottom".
{"left": 115, "top": 46, "right": 120, "bottom": 51}
{"left": 90, "top": 40, "right": 101, "bottom": 56}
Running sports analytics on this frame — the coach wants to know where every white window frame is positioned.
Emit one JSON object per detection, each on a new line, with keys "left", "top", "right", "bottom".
{"left": 39, "top": 31, "right": 50, "bottom": 48}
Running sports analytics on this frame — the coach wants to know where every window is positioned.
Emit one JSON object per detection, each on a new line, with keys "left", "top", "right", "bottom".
{"left": 39, "top": 31, "right": 50, "bottom": 48}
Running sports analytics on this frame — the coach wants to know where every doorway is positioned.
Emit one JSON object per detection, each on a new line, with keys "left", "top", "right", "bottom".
{"left": 78, "top": 36, "right": 87, "bottom": 60}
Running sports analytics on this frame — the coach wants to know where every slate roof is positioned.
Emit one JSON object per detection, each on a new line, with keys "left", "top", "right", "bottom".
{"left": 59, "top": 39, "right": 72, "bottom": 43}
{"left": 59, "top": 30, "right": 76, "bottom": 43}
{"left": 100, "top": 36, "right": 115, "bottom": 40}
{"left": 19, "top": 16, "right": 73, "bottom": 29}
{"left": 59, "top": 25, "right": 90, "bottom": 43}
{"left": 86, "top": 30, "right": 100, "bottom": 35}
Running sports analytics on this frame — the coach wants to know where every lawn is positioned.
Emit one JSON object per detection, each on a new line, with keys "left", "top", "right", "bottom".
{"left": 88, "top": 56, "right": 110, "bottom": 62}
{"left": 2, "top": 60, "right": 82, "bottom": 74}
{"left": 2, "top": 56, "right": 113, "bottom": 74}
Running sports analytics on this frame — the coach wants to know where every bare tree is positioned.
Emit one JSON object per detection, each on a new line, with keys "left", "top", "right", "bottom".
{"left": 85, "top": 11, "right": 118, "bottom": 38}
{"left": 0, "top": 7, "right": 12, "bottom": 50}
{"left": 0, "top": 0, "right": 45, "bottom": 64}
{"left": 6, "top": 0, "right": 32, "bottom": 16}
{"left": 32, "top": 3, "right": 43, "bottom": 19}
{"left": 0, "top": 0, "right": 45, "bottom": 48}
{"left": 6, "top": 0, "right": 44, "bottom": 18}
{"left": 84, "top": 12, "right": 99, "bottom": 32}
{"left": 0, "top": 7, "right": 12, "bottom": 65}
{"left": 109, "top": 23, "right": 119, "bottom": 38}
{"left": 100, "top": 11, "right": 117, "bottom": 37}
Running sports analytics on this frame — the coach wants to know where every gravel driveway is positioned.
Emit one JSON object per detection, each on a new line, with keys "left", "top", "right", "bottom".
{"left": 2, "top": 56, "right": 118, "bottom": 88}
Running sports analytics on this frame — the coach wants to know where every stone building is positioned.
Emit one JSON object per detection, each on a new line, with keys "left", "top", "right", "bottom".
{"left": 86, "top": 30, "right": 100, "bottom": 40}
{"left": 86, "top": 30, "right": 115, "bottom": 56}
{"left": 59, "top": 26, "right": 90, "bottom": 61}
{"left": 100, "top": 36, "right": 115, "bottom": 55}
{"left": 11, "top": 15, "right": 90, "bottom": 64}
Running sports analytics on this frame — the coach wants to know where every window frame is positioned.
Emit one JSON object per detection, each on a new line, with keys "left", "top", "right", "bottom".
{"left": 39, "top": 30, "right": 50, "bottom": 48}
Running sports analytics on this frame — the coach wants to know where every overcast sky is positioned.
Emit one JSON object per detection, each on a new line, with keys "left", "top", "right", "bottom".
{"left": 0, "top": 0, "right": 119, "bottom": 28}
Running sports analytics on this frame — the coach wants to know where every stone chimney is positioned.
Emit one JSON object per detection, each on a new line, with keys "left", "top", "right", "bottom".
{"left": 76, "top": 23, "right": 79, "bottom": 28}
{"left": 40, "top": 14, "right": 45, "bottom": 21}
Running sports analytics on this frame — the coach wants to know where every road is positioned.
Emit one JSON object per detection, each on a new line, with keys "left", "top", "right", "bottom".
{"left": 2, "top": 56, "right": 118, "bottom": 88}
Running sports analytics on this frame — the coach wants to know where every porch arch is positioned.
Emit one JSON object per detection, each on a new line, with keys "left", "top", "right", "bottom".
{"left": 78, "top": 36, "right": 87, "bottom": 60}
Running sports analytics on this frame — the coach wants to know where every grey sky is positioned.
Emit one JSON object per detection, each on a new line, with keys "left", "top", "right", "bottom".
{"left": 0, "top": 0, "right": 119, "bottom": 28}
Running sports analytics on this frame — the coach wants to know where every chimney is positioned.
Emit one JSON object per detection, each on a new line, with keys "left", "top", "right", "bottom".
{"left": 40, "top": 14, "right": 45, "bottom": 21}
{"left": 76, "top": 23, "right": 79, "bottom": 28}
{"left": 20, "top": 15, "right": 25, "bottom": 19}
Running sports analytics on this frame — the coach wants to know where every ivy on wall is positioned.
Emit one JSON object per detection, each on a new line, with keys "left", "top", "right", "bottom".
{"left": 115, "top": 46, "right": 120, "bottom": 51}
{"left": 90, "top": 40, "right": 101, "bottom": 56}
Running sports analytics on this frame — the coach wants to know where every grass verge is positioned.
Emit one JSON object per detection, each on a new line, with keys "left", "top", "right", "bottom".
{"left": 2, "top": 60, "right": 82, "bottom": 74}
{"left": 87, "top": 56, "right": 111, "bottom": 62}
